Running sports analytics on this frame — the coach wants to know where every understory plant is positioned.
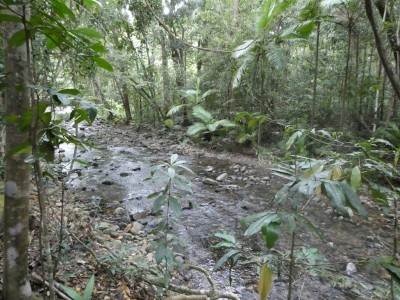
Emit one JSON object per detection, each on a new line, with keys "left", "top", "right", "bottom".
{"left": 233, "top": 111, "right": 269, "bottom": 144}
{"left": 214, "top": 127, "right": 368, "bottom": 300}
{"left": 358, "top": 123, "right": 400, "bottom": 299}
{"left": 186, "top": 106, "right": 237, "bottom": 139}
{"left": 146, "top": 154, "right": 195, "bottom": 287}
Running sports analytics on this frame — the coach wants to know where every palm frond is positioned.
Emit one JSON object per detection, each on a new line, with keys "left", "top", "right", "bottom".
{"left": 232, "top": 40, "right": 257, "bottom": 59}
{"left": 187, "top": 122, "right": 207, "bottom": 136}
{"left": 232, "top": 56, "right": 252, "bottom": 89}
{"left": 167, "top": 104, "right": 186, "bottom": 117}
{"left": 192, "top": 106, "right": 213, "bottom": 123}
{"left": 265, "top": 42, "right": 286, "bottom": 70}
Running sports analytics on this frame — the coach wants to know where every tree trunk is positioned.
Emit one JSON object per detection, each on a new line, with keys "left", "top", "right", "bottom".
{"left": 160, "top": 31, "right": 170, "bottom": 113}
{"left": 311, "top": 18, "right": 320, "bottom": 124}
{"left": 365, "top": 0, "right": 400, "bottom": 102}
{"left": 3, "top": 5, "right": 33, "bottom": 299}
{"left": 232, "top": 0, "right": 239, "bottom": 27}
{"left": 340, "top": 20, "right": 352, "bottom": 129}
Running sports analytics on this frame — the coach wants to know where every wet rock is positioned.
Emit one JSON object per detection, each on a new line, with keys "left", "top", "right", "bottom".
{"left": 124, "top": 223, "right": 133, "bottom": 233}
{"left": 114, "top": 207, "right": 126, "bottom": 217}
{"left": 205, "top": 166, "right": 214, "bottom": 172}
{"left": 346, "top": 262, "right": 357, "bottom": 275}
{"left": 216, "top": 173, "right": 228, "bottom": 182}
{"left": 102, "top": 180, "right": 114, "bottom": 185}
{"left": 92, "top": 162, "right": 99, "bottom": 167}
{"left": 132, "top": 166, "right": 141, "bottom": 171}
{"left": 203, "top": 178, "right": 219, "bottom": 186}
{"left": 119, "top": 172, "right": 131, "bottom": 177}
{"left": 129, "top": 221, "right": 143, "bottom": 235}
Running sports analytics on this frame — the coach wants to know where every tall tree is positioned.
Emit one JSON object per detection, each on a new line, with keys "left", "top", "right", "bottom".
{"left": 3, "top": 5, "right": 33, "bottom": 299}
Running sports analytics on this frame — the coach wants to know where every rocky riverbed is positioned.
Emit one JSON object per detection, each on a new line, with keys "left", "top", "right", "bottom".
{"left": 24, "top": 119, "right": 397, "bottom": 299}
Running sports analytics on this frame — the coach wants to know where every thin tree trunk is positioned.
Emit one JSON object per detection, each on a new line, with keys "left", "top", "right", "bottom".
{"left": 365, "top": 0, "right": 400, "bottom": 101}
{"left": 373, "top": 61, "right": 382, "bottom": 132}
{"left": 160, "top": 31, "right": 170, "bottom": 113}
{"left": 340, "top": 21, "right": 352, "bottom": 129}
{"left": 3, "top": 5, "right": 33, "bottom": 299}
{"left": 311, "top": 18, "right": 320, "bottom": 124}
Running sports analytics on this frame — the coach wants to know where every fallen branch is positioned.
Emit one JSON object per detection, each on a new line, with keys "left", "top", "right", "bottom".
{"left": 31, "top": 272, "right": 71, "bottom": 300}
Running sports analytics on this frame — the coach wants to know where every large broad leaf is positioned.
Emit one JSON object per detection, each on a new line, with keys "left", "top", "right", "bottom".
{"left": 8, "top": 29, "right": 26, "bottom": 47}
{"left": 258, "top": 264, "right": 273, "bottom": 300}
{"left": 382, "top": 263, "right": 400, "bottom": 285}
{"left": 340, "top": 181, "right": 367, "bottom": 217}
{"left": 244, "top": 212, "right": 280, "bottom": 236}
{"left": 187, "top": 122, "right": 207, "bottom": 136}
{"left": 50, "top": 0, "right": 77, "bottom": 21}
{"left": 192, "top": 106, "right": 213, "bottom": 123}
{"left": 366, "top": 182, "right": 389, "bottom": 207}
{"left": 323, "top": 181, "right": 350, "bottom": 217}
{"left": 261, "top": 222, "right": 281, "bottom": 249}
{"left": 213, "top": 249, "right": 241, "bottom": 271}
{"left": 0, "top": 14, "right": 22, "bottom": 23}
{"left": 215, "top": 232, "right": 236, "bottom": 244}
{"left": 92, "top": 57, "right": 113, "bottom": 72}
{"left": 72, "top": 27, "right": 102, "bottom": 39}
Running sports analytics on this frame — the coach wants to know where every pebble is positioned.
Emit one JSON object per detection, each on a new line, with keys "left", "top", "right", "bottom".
{"left": 202, "top": 178, "right": 219, "bottom": 186}
{"left": 346, "top": 262, "right": 357, "bottom": 275}
{"left": 216, "top": 173, "right": 228, "bottom": 182}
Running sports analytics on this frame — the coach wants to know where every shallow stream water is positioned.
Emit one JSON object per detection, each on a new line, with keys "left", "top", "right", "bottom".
{"left": 62, "top": 122, "right": 395, "bottom": 300}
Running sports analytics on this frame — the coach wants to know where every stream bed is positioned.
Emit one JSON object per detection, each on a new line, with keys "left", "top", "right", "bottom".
{"left": 61, "top": 121, "right": 395, "bottom": 300}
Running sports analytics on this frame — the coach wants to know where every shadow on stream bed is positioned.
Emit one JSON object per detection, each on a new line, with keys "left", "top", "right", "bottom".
{"left": 60, "top": 121, "right": 396, "bottom": 300}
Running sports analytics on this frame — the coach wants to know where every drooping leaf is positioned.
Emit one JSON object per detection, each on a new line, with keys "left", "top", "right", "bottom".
{"left": 60, "top": 284, "right": 82, "bottom": 300}
{"left": 153, "top": 193, "right": 166, "bottom": 212}
{"left": 295, "top": 214, "right": 324, "bottom": 240}
{"left": 258, "top": 0, "right": 297, "bottom": 30}
{"left": 261, "top": 222, "right": 281, "bottom": 248}
{"left": 232, "top": 56, "right": 252, "bottom": 89}
{"left": 340, "top": 181, "right": 368, "bottom": 217}
{"left": 168, "top": 167, "right": 176, "bottom": 179}
{"left": 169, "top": 196, "right": 181, "bottom": 216}
{"left": 92, "top": 57, "right": 113, "bottom": 72}
{"left": 366, "top": 182, "right": 389, "bottom": 207}
{"left": 322, "top": 181, "right": 349, "bottom": 217}
{"left": 164, "top": 118, "right": 174, "bottom": 128}
{"left": 73, "top": 27, "right": 102, "bottom": 39}
{"left": 258, "top": 264, "right": 273, "bottom": 300}
{"left": 155, "top": 242, "right": 166, "bottom": 264}
{"left": 50, "top": 0, "right": 76, "bottom": 21}
{"left": 8, "top": 29, "right": 26, "bottom": 47}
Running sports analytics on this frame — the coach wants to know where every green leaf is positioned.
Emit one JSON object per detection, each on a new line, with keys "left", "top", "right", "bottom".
{"left": 350, "top": 166, "right": 361, "bottom": 191}
{"left": 92, "top": 57, "right": 113, "bottom": 72}
{"left": 192, "top": 106, "right": 213, "bottom": 123}
{"left": 83, "top": 275, "right": 95, "bottom": 300}
{"left": 215, "top": 232, "right": 236, "bottom": 244}
{"left": 286, "top": 130, "right": 303, "bottom": 151}
{"left": 155, "top": 242, "right": 166, "bottom": 264}
{"left": 213, "top": 249, "right": 241, "bottom": 271}
{"left": 58, "top": 89, "right": 80, "bottom": 95}
{"left": 258, "top": 264, "right": 273, "bottom": 300}
{"left": 153, "top": 193, "right": 166, "bottom": 212}
{"left": 167, "top": 167, "right": 176, "bottom": 179}
{"left": 261, "top": 222, "right": 280, "bottom": 249}
{"left": 382, "top": 263, "right": 400, "bottom": 286}
{"left": 322, "top": 181, "right": 349, "bottom": 217}
{"left": 89, "top": 42, "right": 108, "bottom": 54}
{"left": 187, "top": 122, "right": 207, "bottom": 136}
{"left": 0, "top": 14, "right": 22, "bottom": 23}
{"left": 167, "top": 104, "right": 186, "bottom": 117}
{"left": 244, "top": 212, "right": 280, "bottom": 236}
{"left": 73, "top": 27, "right": 102, "bottom": 39}
{"left": 295, "top": 214, "right": 323, "bottom": 240}
{"left": 5, "top": 141, "right": 32, "bottom": 158}
{"left": 170, "top": 153, "right": 178, "bottom": 164}
{"left": 50, "top": 0, "right": 77, "bottom": 21}
{"left": 83, "top": 0, "right": 103, "bottom": 7}
{"left": 169, "top": 196, "right": 181, "bottom": 216}
{"left": 232, "top": 40, "right": 256, "bottom": 59}
{"left": 60, "top": 284, "right": 83, "bottom": 300}
{"left": 8, "top": 29, "right": 26, "bottom": 47}
{"left": 164, "top": 119, "right": 174, "bottom": 128}
{"left": 340, "top": 181, "right": 368, "bottom": 217}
